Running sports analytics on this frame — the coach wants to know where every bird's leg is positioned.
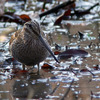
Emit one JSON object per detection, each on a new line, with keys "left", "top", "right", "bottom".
{"left": 37, "top": 63, "right": 40, "bottom": 75}
{"left": 22, "top": 64, "right": 25, "bottom": 70}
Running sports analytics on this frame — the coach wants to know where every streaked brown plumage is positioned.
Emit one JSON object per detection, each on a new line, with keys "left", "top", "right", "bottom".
{"left": 9, "top": 20, "right": 59, "bottom": 74}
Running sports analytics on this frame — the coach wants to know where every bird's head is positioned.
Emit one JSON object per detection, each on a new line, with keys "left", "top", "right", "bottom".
{"left": 24, "top": 20, "right": 41, "bottom": 38}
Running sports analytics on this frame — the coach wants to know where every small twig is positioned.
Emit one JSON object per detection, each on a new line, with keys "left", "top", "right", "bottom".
{"left": 78, "top": 31, "right": 84, "bottom": 39}
{"left": 60, "top": 70, "right": 79, "bottom": 100}
{"left": 39, "top": 1, "right": 75, "bottom": 18}
{"left": 88, "top": 42, "right": 93, "bottom": 49}
{"left": 41, "top": 15, "right": 47, "bottom": 23}
{"left": 1, "top": 40, "right": 10, "bottom": 48}
{"left": 87, "top": 69, "right": 95, "bottom": 77}
{"left": 69, "top": 67, "right": 79, "bottom": 76}
{"left": 60, "top": 79, "right": 74, "bottom": 100}
{"left": 85, "top": 66, "right": 95, "bottom": 77}
{"left": 49, "top": 83, "right": 60, "bottom": 95}
{"left": 42, "top": 0, "right": 46, "bottom": 11}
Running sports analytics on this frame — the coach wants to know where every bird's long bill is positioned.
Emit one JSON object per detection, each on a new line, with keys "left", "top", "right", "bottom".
{"left": 39, "top": 35, "right": 59, "bottom": 63}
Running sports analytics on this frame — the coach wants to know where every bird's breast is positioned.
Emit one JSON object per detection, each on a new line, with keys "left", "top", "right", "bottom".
{"left": 10, "top": 38, "right": 49, "bottom": 66}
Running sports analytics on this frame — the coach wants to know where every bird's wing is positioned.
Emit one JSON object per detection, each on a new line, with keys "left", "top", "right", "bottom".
{"left": 9, "top": 29, "right": 21, "bottom": 45}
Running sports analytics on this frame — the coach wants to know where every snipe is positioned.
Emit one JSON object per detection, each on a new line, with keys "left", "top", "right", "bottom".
{"left": 9, "top": 20, "right": 59, "bottom": 74}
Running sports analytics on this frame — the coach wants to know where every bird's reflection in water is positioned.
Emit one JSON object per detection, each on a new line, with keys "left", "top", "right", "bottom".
{"left": 12, "top": 73, "right": 52, "bottom": 99}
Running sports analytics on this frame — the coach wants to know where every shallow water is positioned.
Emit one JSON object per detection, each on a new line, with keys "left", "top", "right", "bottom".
{"left": 0, "top": 0, "right": 100, "bottom": 100}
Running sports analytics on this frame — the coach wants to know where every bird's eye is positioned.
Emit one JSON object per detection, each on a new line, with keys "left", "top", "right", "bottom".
{"left": 26, "top": 24, "right": 32, "bottom": 28}
{"left": 28, "top": 24, "right": 32, "bottom": 28}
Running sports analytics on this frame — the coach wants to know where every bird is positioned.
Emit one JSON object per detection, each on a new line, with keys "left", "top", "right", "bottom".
{"left": 9, "top": 20, "right": 59, "bottom": 74}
